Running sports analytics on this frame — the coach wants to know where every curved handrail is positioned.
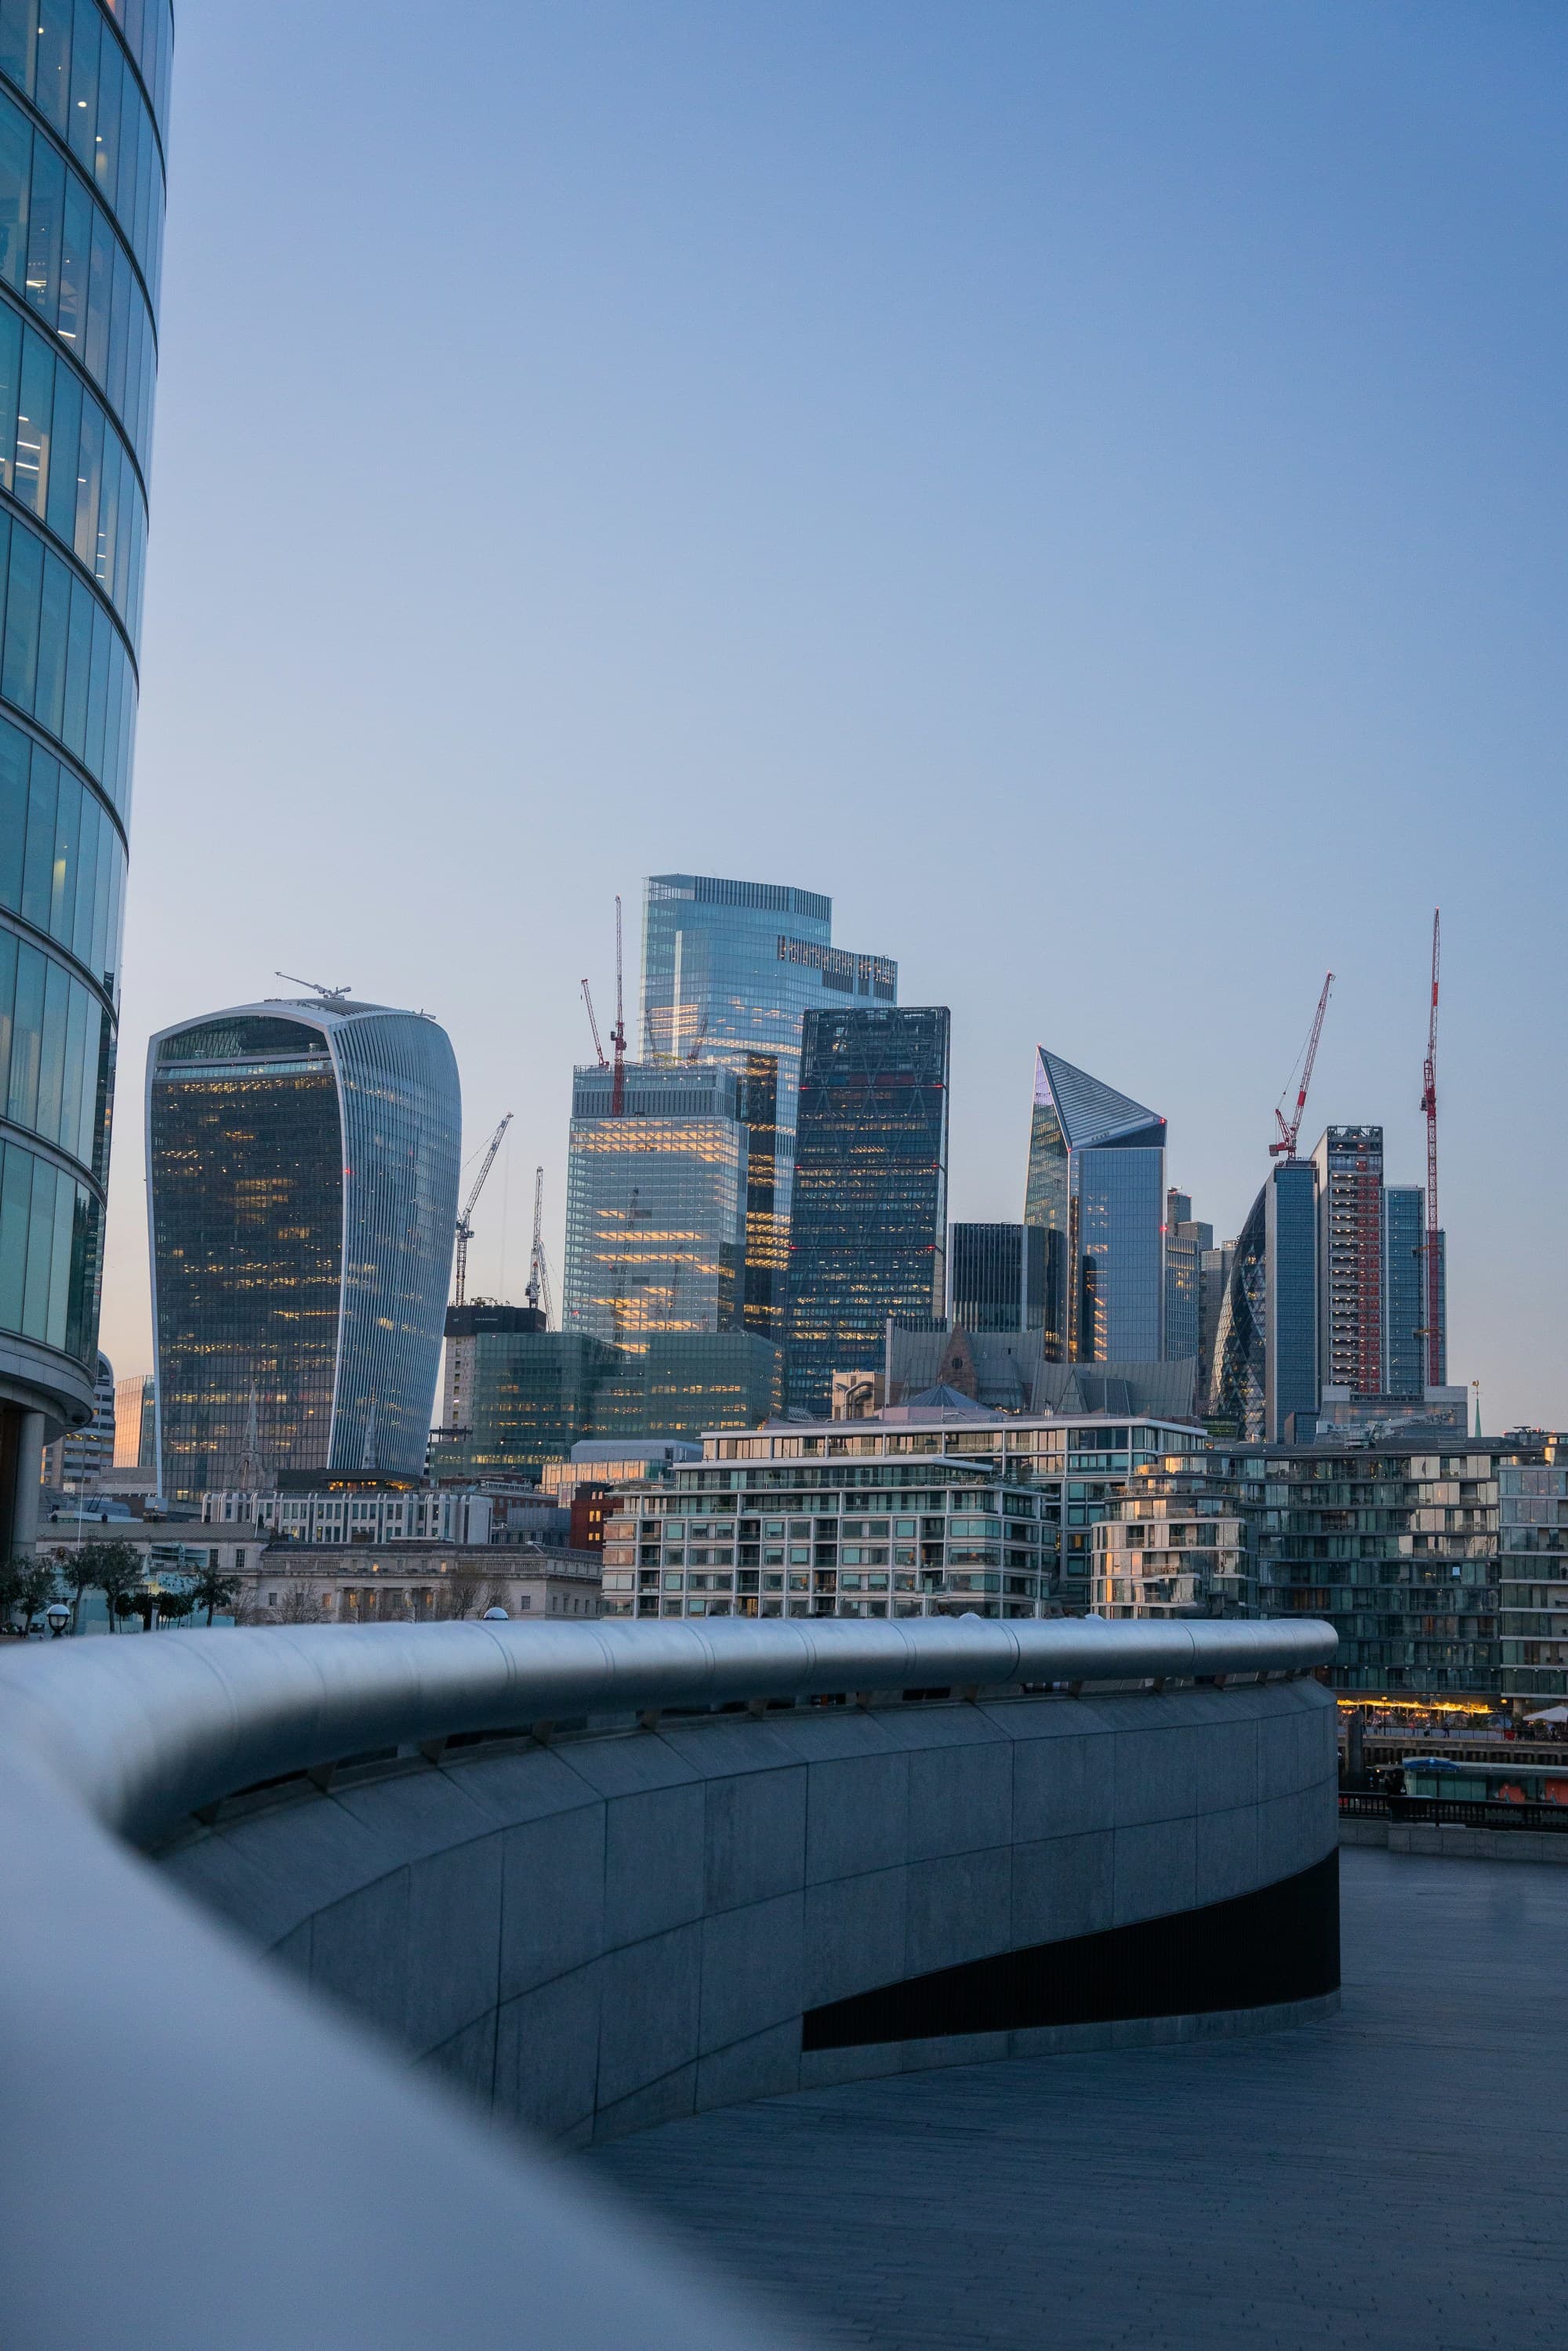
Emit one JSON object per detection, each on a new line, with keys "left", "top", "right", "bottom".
{"left": 0, "top": 1614, "right": 1334, "bottom": 1846}
{"left": 0, "top": 1617, "right": 1333, "bottom": 2348}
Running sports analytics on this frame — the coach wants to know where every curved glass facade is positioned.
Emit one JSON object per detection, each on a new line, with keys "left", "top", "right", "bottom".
{"left": 1209, "top": 1181, "right": 1266, "bottom": 1438}
{"left": 0, "top": 0, "right": 165, "bottom": 1537}
{"left": 147, "top": 1000, "right": 462, "bottom": 1500}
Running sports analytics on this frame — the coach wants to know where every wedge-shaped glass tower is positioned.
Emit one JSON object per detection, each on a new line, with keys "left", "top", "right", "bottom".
{"left": 1024, "top": 1048, "right": 1166, "bottom": 1362}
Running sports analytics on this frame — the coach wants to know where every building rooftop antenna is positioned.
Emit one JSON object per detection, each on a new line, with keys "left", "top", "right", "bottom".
{"left": 274, "top": 971, "right": 353, "bottom": 1003}
{"left": 1269, "top": 972, "right": 1334, "bottom": 1161}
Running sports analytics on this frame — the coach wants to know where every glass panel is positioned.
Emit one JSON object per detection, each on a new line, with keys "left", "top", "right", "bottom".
{"left": 45, "top": 357, "right": 80, "bottom": 542}
{"left": 0, "top": 1137, "right": 31, "bottom": 1331}
{"left": 21, "top": 1151, "right": 55, "bottom": 1335}
{"left": 0, "top": 2, "right": 38, "bottom": 98}
{"left": 73, "top": 388, "right": 101, "bottom": 570}
{"left": 0, "top": 302, "right": 19, "bottom": 490}
{"left": 0, "top": 717, "right": 21, "bottom": 906}
{"left": 66, "top": 0, "right": 99, "bottom": 172}
{"left": 49, "top": 761, "right": 78, "bottom": 943}
{"left": 36, "top": 950, "right": 67, "bottom": 1138}
{"left": 60, "top": 971, "right": 85, "bottom": 1157}
{"left": 23, "top": 136, "right": 62, "bottom": 317}
{"left": 0, "top": 518, "right": 38, "bottom": 710}
{"left": 64, "top": 1172, "right": 86, "bottom": 1355}
{"left": 93, "top": 24, "right": 122, "bottom": 203}
{"left": 0, "top": 925, "right": 16, "bottom": 1079}
{"left": 34, "top": 545, "right": 69, "bottom": 736}
{"left": 69, "top": 785, "right": 95, "bottom": 962}
{"left": 84, "top": 589, "right": 107, "bottom": 770}
{"left": 19, "top": 745, "right": 54, "bottom": 924}
{"left": 61, "top": 568, "right": 90, "bottom": 756}
{"left": 8, "top": 937, "right": 42, "bottom": 1127}
{"left": 33, "top": 0, "right": 71, "bottom": 136}
{"left": 100, "top": 219, "right": 123, "bottom": 406}
{"left": 56, "top": 167, "right": 89, "bottom": 347}
{"left": 0, "top": 93, "right": 30, "bottom": 293}
{"left": 16, "top": 327, "right": 53, "bottom": 513}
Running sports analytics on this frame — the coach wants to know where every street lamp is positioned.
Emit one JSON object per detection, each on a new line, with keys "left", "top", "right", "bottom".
{"left": 44, "top": 1601, "right": 70, "bottom": 1638}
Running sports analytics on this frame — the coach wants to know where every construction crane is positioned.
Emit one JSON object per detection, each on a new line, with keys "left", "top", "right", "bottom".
{"left": 580, "top": 898, "right": 629, "bottom": 1112}
{"left": 524, "top": 1165, "right": 554, "bottom": 1327}
{"left": 579, "top": 978, "right": 608, "bottom": 1067}
{"left": 1269, "top": 972, "right": 1334, "bottom": 1160}
{"left": 1420, "top": 910, "right": 1442, "bottom": 1386}
{"left": 274, "top": 971, "right": 353, "bottom": 1003}
{"left": 611, "top": 892, "right": 628, "bottom": 1116}
{"left": 452, "top": 1112, "right": 513, "bottom": 1308}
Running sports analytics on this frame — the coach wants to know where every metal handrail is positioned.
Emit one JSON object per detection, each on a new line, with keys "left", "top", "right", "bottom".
{"left": 0, "top": 1613, "right": 1334, "bottom": 1847}
{"left": 1340, "top": 1790, "right": 1568, "bottom": 1832}
{"left": 0, "top": 1617, "right": 1334, "bottom": 2349}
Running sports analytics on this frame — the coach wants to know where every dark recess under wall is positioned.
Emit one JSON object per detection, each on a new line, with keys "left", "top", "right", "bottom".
{"left": 802, "top": 1852, "right": 1339, "bottom": 2050}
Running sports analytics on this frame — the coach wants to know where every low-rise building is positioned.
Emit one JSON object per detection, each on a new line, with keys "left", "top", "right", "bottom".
{"left": 238, "top": 1541, "right": 603, "bottom": 1624}
{"left": 1092, "top": 1464, "right": 1256, "bottom": 1618}
{"left": 599, "top": 1397, "right": 1209, "bottom": 1620}
{"left": 204, "top": 1485, "right": 498, "bottom": 1545}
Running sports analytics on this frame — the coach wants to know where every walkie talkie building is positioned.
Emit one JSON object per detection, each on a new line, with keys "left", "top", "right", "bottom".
{"left": 0, "top": 0, "right": 171, "bottom": 1550}
{"left": 147, "top": 997, "right": 461, "bottom": 1500}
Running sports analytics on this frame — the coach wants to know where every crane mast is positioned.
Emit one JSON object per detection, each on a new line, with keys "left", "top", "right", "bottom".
{"left": 1421, "top": 910, "right": 1441, "bottom": 1387}
{"left": 1270, "top": 972, "right": 1334, "bottom": 1160}
{"left": 452, "top": 1112, "right": 513, "bottom": 1308}
{"left": 579, "top": 979, "right": 608, "bottom": 1068}
{"left": 611, "top": 893, "right": 627, "bottom": 1116}
{"left": 525, "top": 1165, "right": 554, "bottom": 1327}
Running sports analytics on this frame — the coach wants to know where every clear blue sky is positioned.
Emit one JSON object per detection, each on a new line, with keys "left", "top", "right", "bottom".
{"left": 103, "top": 1, "right": 1568, "bottom": 1431}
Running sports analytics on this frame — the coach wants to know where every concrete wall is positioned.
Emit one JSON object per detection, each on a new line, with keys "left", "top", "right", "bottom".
{"left": 163, "top": 1678, "right": 1339, "bottom": 2146}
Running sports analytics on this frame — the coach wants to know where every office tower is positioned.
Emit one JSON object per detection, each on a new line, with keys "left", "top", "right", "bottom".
{"left": 112, "top": 1370, "right": 155, "bottom": 1468}
{"left": 41, "top": 1350, "right": 114, "bottom": 1488}
{"left": 435, "top": 1313, "right": 623, "bottom": 1482}
{"left": 1209, "top": 1161, "right": 1319, "bottom": 1443}
{"left": 0, "top": 3, "right": 171, "bottom": 1552}
{"left": 640, "top": 874, "right": 898, "bottom": 1334}
{"left": 1384, "top": 1187, "right": 1446, "bottom": 1395}
{"left": 1198, "top": 1239, "right": 1234, "bottom": 1404}
{"left": 1163, "top": 1190, "right": 1212, "bottom": 1365}
{"left": 147, "top": 996, "right": 462, "bottom": 1500}
{"left": 1310, "top": 1125, "right": 1384, "bottom": 1395}
{"left": 1024, "top": 1048, "right": 1166, "bottom": 1362}
{"left": 595, "top": 1330, "right": 783, "bottom": 1443}
{"left": 563, "top": 1060, "right": 750, "bottom": 1348}
{"left": 786, "top": 1007, "right": 949, "bottom": 1418}
{"left": 948, "top": 1221, "right": 1046, "bottom": 1333}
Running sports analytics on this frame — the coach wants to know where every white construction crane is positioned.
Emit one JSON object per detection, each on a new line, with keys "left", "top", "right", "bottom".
{"left": 524, "top": 1166, "right": 554, "bottom": 1327}
{"left": 452, "top": 1113, "right": 513, "bottom": 1308}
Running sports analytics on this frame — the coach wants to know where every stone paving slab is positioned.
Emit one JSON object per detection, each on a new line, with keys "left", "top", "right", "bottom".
{"left": 591, "top": 1850, "right": 1568, "bottom": 2349}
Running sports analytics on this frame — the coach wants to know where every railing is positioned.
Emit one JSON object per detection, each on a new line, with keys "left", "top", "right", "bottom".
{"left": 0, "top": 1616, "right": 1334, "bottom": 2348}
{"left": 1339, "top": 1792, "right": 1568, "bottom": 1833}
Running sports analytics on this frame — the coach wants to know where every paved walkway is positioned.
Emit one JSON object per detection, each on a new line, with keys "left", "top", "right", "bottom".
{"left": 591, "top": 1849, "right": 1568, "bottom": 2348}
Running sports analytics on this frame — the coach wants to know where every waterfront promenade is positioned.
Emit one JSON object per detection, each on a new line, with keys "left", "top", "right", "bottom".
{"left": 596, "top": 1848, "right": 1568, "bottom": 2349}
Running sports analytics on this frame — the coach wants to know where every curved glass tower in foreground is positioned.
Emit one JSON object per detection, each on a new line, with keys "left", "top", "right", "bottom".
{"left": 0, "top": 1, "right": 170, "bottom": 1547}
{"left": 147, "top": 998, "right": 461, "bottom": 1500}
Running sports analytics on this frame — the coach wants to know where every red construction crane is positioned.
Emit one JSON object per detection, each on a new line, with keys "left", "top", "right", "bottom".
{"left": 1421, "top": 910, "right": 1442, "bottom": 1387}
{"left": 1270, "top": 972, "right": 1334, "bottom": 1160}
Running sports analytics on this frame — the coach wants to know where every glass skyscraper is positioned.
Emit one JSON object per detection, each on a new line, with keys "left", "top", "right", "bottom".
{"left": 0, "top": 1, "right": 169, "bottom": 1551}
{"left": 1162, "top": 1189, "right": 1212, "bottom": 1365}
{"left": 562, "top": 1059, "right": 750, "bottom": 1348}
{"left": 948, "top": 1221, "right": 1045, "bottom": 1333}
{"left": 640, "top": 873, "right": 897, "bottom": 1333}
{"left": 786, "top": 1006, "right": 949, "bottom": 1418}
{"left": 1209, "top": 1161, "right": 1319, "bottom": 1442}
{"left": 1024, "top": 1048, "right": 1166, "bottom": 1362}
{"left": 1384, "top": 1186, "right": 1445, "bottom": 1396}
{"left": 147, "top": 996, "right": 461, "bottom": 1499}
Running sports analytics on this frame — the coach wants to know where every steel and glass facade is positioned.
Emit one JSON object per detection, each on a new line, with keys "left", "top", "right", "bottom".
{"left": 640, "top": 873, "right": 898, "bottom": 1335}
{"left": 1162, "top": 1191, "right": 1210, "bottom": 1366}
{"left": 562, "top": 1060, "right": 749, "bottom": 1348}
{"left": 948, "top": 1221, "right": 1045, "bottom": 1333}
{"left": 1384, "top": 1187, "right": 1445, "bottom": 1397}
{"left": 0, "top": 0, "right": 168, "bottom": 1550}
{"left": 1311, "top": 1124, "right": 1385, "bottom": 1396}
{"left": 786, "top": 1007, "right": 949, "bottom": 1419}
{"left": 147, "top": 999, "right": 461, "bottom": 1499}
{"left": 1024, "top": 1047, "right": 1166, "bottom": 1364}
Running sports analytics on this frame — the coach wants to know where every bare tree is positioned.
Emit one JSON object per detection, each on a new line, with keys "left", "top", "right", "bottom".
{"left": 272, "top": 1584, "right": 329, "bottom": 1625}
{"left": 437, "top": 1576, "right": 485, "bottom": 1621}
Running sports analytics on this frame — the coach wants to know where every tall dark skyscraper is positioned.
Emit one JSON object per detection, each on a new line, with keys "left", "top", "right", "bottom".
{"left": 1163, "top": 1188, "right": 1212, "bottom": 1365}
{"left": 1024, "top": 1048, "right": 1166, "bottom": 1362}
{"left": 1209, "top": 1161, "right": 1319, "bottom": 1442}
{"left": 0, "top": 2, "right": 169, "bottom": 1552}
{"left": 147, "top": 996, "right": 461, "bottom": 1499}
{"left": 639, "top": 873, "right": 897, "bottom": 1335}
{"left": 948, "top": 1221, "right": 1045, "bottom": 1333}
{"left": 786, "top": 1006, "right": 949, "bottom": 1417}
{"left": 1384, "top": 1185, "right": 1445, "bottom": 1395}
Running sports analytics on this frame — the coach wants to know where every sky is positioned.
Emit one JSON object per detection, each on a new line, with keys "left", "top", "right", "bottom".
{"left": 102, "top": 0, "right": 1568, "bottom": 1431}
